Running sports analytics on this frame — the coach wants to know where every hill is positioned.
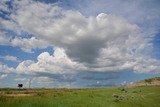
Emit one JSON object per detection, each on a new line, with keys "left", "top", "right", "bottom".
{"left": 127, "top": 77, "right": 160, "bottom": 88}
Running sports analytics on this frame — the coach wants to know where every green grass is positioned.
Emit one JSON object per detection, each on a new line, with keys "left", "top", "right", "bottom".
{"left": 0, "top": 86, "right": 159, "bottom": 107}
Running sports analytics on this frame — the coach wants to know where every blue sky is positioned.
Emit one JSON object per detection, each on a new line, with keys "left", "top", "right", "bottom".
{"left": 0, "top": 0, "right": 160, "bottom": 88}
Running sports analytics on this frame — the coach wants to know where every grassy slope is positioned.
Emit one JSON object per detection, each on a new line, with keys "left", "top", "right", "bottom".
{"left": 0, "top": 86, "right": 160, "bottom": 107}
{"left": 127, "top": 77, "right": 160, "bottom": 88}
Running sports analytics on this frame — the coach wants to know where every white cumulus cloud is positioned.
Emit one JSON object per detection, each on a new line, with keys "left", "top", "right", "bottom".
{"left": 16, "top": 48, "right": 86, "bottom": 74}
{"left": 0, "top": 0, "right": 159, "bottom": 74}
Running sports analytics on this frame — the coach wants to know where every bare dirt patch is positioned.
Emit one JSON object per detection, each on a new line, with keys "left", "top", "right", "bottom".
{"left": 4, "top": 93, "right": 34, "bottom": 97}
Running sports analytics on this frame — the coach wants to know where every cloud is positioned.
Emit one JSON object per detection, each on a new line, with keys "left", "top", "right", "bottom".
{"left": 0, "top": 63, "right": 15, "bottom": 74}
{"left": 0, "top": 32, "right": 11, "bottom": 45}
{"left": 16, "top": 48, "right": 86, "bottom": 74}
{"left": 132, "top": 58, "right": 160, "bottom": 73}
{"left": 82, "top": 73, "right": 118, "bottom": 80}
{"left": 14, "top": 78, "right": 28, "bottom": 82}
{"left": 87, "top": 82, "right": 116, "bottom": 88}
{"left": 35, "top": 72, "right": 77, "bottom": 83}
{"left": 15, "top": 47, "right": 160, "bottom": 74}
{"left": 1, "top": 55, "right": 20, "bottom": 62}
{"left": 32, "top": 76, "right": 54, "bottom": 84}
{"left": 10, "top": 2, "right": 140, "bottom": 63}
{"left": 0, "top": 0, "right": 160, "bottom": 74}
{"left": 0, "top": 32, "right": 49, "bottom": 52}
{"left": 11, "top": 37, "right": 49, "bottom": 52}
{"left": 68, "top": 0, "right": 160, "bottom": 33}
{"left": 0, "top": 74, "right": 7, "bottom": 80}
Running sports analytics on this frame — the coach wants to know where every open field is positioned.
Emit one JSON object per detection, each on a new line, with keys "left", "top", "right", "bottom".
{"left": 0, "top": 86, "right": 160, "bottom": 107}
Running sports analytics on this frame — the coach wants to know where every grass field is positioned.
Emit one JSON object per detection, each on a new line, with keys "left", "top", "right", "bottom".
{"left": 0, "top": 86, "right": 160, "bottom": 107}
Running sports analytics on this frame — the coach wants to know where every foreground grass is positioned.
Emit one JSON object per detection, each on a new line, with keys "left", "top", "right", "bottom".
{"left": 0, "top": 86, "right": 160, "bottom": 107}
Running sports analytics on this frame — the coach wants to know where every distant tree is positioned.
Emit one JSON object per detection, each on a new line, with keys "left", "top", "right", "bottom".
{"left": 18, "top": 84, "right": 23, "bottom": 89}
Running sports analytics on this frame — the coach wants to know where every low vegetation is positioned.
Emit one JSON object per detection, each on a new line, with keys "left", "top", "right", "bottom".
{"left": 0, "top": 86, "right": 160, "bottom": 107}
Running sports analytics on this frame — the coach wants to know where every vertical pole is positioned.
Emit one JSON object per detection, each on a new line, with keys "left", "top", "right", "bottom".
{"left": 29, "top": 79, "right": 32, "bottom": 88}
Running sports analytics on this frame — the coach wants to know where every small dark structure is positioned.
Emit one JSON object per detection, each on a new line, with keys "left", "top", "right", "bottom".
{"left": 18, "top": 84, "right": 23, "bottom": 89}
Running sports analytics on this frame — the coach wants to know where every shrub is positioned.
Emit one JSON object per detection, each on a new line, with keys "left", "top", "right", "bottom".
{"left": 36, "top": 92, "right": 44, "bottom": 96}
{"left": 113, "top": 94, "right": 125, "bottom": 102}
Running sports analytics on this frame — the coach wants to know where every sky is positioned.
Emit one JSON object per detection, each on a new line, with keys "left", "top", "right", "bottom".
{"left": 0, "top": 0, "right": 160, "bottom": 88}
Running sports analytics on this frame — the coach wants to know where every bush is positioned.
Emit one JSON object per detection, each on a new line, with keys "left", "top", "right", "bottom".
{"left": 36, "top": 92, "right": 44, "bottom": 96}
{"left": 132, "top": 90, "right": 137, "bottom": 93}
{"left": 145, "top": 79, "right": 152, "bottom": 83}
{"left": 113, "top": 94, "right": 125, "bottom": 102}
